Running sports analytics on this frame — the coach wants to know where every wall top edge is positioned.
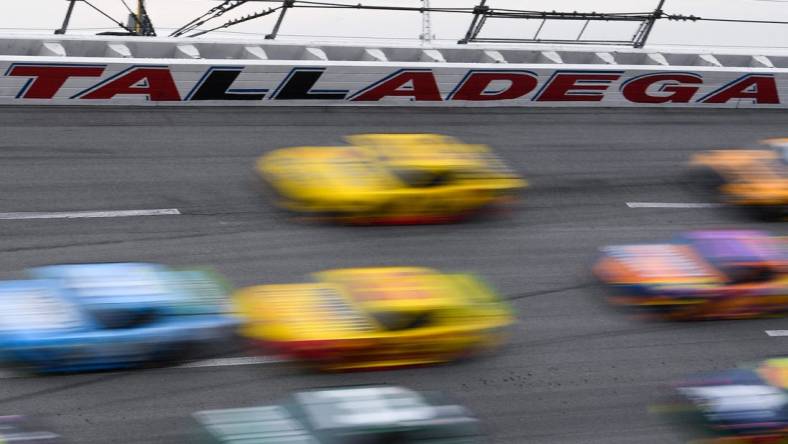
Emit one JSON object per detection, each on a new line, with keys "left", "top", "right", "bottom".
{"left": 0, "top": 32, "right": 786, "bottom": 58}
{"left": 2, "top": 55, "right": 788, "bottom": 73}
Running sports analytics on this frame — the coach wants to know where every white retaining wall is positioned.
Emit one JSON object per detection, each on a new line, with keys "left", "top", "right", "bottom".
{"left": 0, "top": 35, "right": 786, "bottom": 108}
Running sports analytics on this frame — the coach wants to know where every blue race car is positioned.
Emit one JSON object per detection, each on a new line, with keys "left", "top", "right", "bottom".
{"left": 0, "top": 263, "right": 239, "bottom": 373}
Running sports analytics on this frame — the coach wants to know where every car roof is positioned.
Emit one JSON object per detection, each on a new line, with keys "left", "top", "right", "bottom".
{"left": 680, "top": 230, "right": 786, "bottom": 267}
{"left": 29, "top": 263, "right": 180, "bottom": 307}
{"left": 293, "top": 385, "right": 473, "bottom": 432}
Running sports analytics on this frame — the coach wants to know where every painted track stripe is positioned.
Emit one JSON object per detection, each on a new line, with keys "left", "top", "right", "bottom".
{"left": 626, "top": 202, "right": 723, "bottom": 209}
{"left": 765, "top": 330, "right": 788, "bottom": 337}
{"left": 175, "top": 356, "right": 284, "bottom": 368}
{"left": 0, "top": 209, "right": 181, "bottom": 220}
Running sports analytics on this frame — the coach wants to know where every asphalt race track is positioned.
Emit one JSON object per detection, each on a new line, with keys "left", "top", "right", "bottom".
{"left": 0, "top": 106, "right": 786, "bottom": 443}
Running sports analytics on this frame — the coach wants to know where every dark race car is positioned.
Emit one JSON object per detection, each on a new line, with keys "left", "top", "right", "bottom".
{"left": 194, "top": 385, "right": 485, "bottom": 443}
{"left": 671, "top": 358, "right": 787, "bottom": 443}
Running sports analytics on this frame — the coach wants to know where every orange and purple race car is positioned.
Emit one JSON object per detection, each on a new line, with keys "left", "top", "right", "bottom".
{"left": 594, "top": 230, "right": 788, "bottom": 320}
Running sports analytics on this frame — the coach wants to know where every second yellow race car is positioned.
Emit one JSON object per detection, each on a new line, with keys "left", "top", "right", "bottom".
{"left": 690, "top": 138, "right": 788, "bottom": 218}
{"left": 257, "top": 133, "right": 526, "bottom": 224}
{"left": 234, "top": 267, "right": 514, "bottom": 371}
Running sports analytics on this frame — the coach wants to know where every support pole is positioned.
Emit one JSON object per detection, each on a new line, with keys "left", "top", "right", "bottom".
{"left": 265, "top": 0, "right": 294, "bottom": 40}
{"left": 635, "top": 0, "right": 665, "bottom": 48}
{"left": 419, "top": 0, "right": 433, "bottom": 45}
{"left": 533, "top": 18, "right": 546, "bottom": 40}
{"left": 55, "top": 0, "right": 78, "bottom": 35}
{"left": 136, "top": 0, "right": 144, "bottom": 35}
{"left": 576, "top": 19, "right": 590, "bottom": 41}
{"left": 458, "top": 0, "right": 488, "bottom": 44}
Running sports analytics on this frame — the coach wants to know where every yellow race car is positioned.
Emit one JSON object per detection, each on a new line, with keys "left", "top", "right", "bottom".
{"left": 691, "top": 138, "right": 788, "bottom": 218}
{"left": 257, "top": 134, "right": 526, "bottom": 224}
{"left": 234, "top": 267, "right": 514, "bottom": 371}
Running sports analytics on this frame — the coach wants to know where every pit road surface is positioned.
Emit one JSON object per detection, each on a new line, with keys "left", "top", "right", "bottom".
{"left": 0, "top": 107, "right": 785, "bottom": 443}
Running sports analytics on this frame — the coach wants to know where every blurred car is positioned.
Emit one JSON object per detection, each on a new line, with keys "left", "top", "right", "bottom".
{"left": 691, "top": 138, "right": 788, "bottom": 218}
{"left": 594, "top": 230, "right": 788, "bottom": 320}
{"left": 671, "top": 357, "right": 787, "bottom": 443}
{"left": 257, "top": 133, "right": 526, "bottom": 224}
{"left": 0, "top": 263, "right": 239, "bottom": 373}
{"left": 0, "top": 415, "right": 62, "bottom": 443}
{"left": 194, "top": 385, "right": 485, "bottom": 443}
{"left": 234, "top": 267, "right": 514, "bottom": 371}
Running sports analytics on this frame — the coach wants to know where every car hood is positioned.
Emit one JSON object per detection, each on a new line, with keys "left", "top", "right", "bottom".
{"left": 259, "top": 147, "right": 395, "bottom": 198}
{"left": 597, "top": 244, "right": 725, "bottom": 286}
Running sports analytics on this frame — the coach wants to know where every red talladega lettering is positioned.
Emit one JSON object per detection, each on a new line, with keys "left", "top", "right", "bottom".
{"left": 622, "top": 73, "right": 703, "bottom": 104}
{"left": 702, "top": 74, "right": 780, "bottom": 104}
{"left": 8, "top": 65, "right": 105, "bottom": 99}
{"left": 536, "top": 72, "right": 621, "bottom": 102}
{"left": 352, "top": 70, "right": 441, "bottom": 101}
{"left": 450, "top": 71, "right": 538, "bottom": 101}
{"left": 80, "top": 67, "right": 181, "bottom": 101}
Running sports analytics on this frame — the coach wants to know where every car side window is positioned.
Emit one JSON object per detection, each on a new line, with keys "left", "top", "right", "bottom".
{"left": 371, "top": 311, "right": 433, "bottom": 331}
{"left": 91, "top": 308, "right": 160, "bottom": 330}
{"left": 392, "top": 169, "right": 450, "bottom": 188}
{"left": 724, "top": 265, "right": 775, "bottom": 284}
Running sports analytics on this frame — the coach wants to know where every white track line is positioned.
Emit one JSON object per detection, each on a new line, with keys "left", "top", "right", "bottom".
{"left": 765, "top": 330, "right": 788, "bottom": 337}
{"left": 176, "top": 356, "right": 284, "bottom": 368}
{"left": 626, "top": 202, "right": 723, "bottom": 209}
{"left": 0, "top": 209, "right": 181, "bottom": 220}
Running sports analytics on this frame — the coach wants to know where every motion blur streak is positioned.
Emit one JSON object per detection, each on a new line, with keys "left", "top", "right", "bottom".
{"left": 0, "top": 107, "right": 786, "bottom": 443}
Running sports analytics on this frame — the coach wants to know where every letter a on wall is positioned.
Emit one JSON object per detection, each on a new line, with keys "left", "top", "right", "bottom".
{"left": 78, "top": 66, "right": 181, "bottom": 101}
{"left": 700, "top": 74, "right": 780, "bottom": 104}
{"left": 351, "top": 69, "right": 442, "bottom": 101}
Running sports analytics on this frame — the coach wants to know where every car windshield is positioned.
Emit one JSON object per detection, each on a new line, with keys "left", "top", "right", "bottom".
{"left": 389, "top": 169, "right": 449, "bottom": 188}
{"left": 723, "top": 265, "right": 776, "bottom": 284}
{"left": 91, "top": 307, "right": 160, "bottom": 330}
{"left": 370, "top": 311, "right": 433, "bottom": 331}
